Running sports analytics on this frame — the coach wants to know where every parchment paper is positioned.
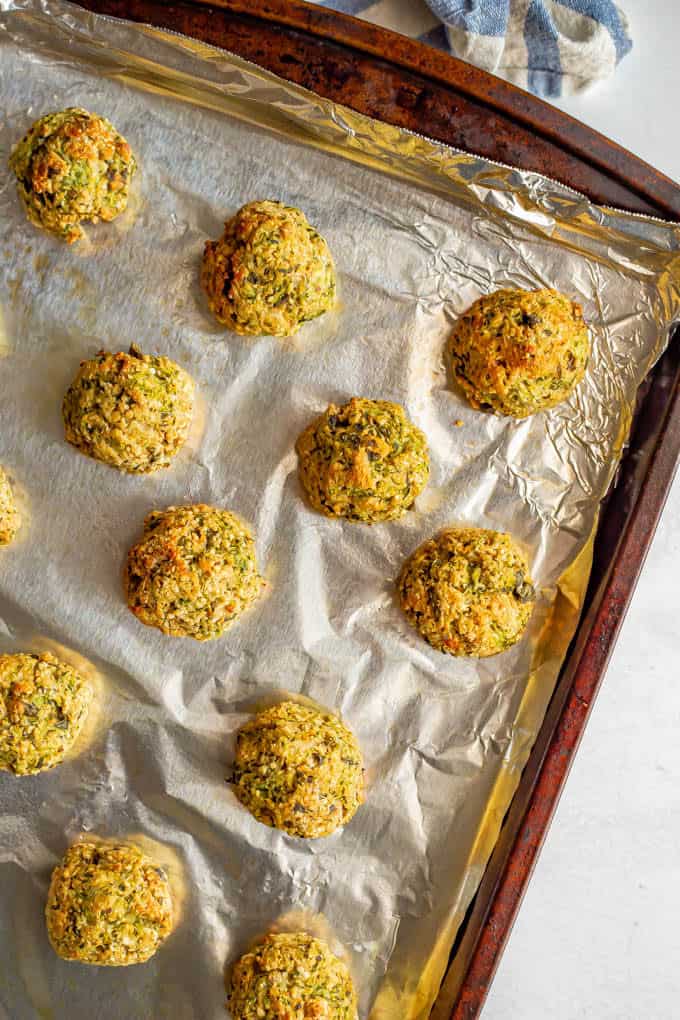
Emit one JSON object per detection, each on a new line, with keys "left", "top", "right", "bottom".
{"left": 0, "top": 2, "right": 679, "bottom": 1018}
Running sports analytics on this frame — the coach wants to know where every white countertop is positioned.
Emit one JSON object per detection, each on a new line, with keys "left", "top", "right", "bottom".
{"left": 482, "top": 3, "right": 680, "bottom": 1017}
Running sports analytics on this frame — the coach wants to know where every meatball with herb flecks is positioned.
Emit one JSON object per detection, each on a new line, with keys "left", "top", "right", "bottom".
{"left": 124, "top": 504, "right": 264, "bottom": 640}
{"left": 46, "top": 842, "right": 173, "bottom": 965}
{"left": 9, "top": 108, "right": 136, "bottom": 243}
{"left": 296, "top": 397, "right": 429, "bottom": 523}
{"left": 448, "top": 288, "right": 590, "bottom": 418}
{"left": 398, "top": 527, "right": 535, "bottom": 658}
{"left": 233, "top": 700, "right": 364, "bottom": 838}
{"left": 0, "top": 466, "right": 20, "bottom": 546}
{"left": 227, "top": 932, "right": 357, "bottom": 1020}
{"left": 62, "top": 345, "right": 194, "bottom": 474}
{"left": 0, "top": 652, "right": 92, "bottom": 775}
{"left": 202, "top": 200, "right": 335, "bottom": 337}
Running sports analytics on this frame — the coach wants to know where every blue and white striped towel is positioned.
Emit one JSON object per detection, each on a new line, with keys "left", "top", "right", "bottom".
{"left": 310, "top": 0, "right": 632, "bottom": 98}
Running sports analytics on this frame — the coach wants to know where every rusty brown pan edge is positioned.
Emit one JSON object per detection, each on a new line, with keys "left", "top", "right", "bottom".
{"left": 195, "top": 0, "right": 680, "bottom": 219}
{"left": 73, "top": 0, "right": 679, "bottom": 217}
{"left": 53, "top": 1, "right": 680, "bottom": 1015}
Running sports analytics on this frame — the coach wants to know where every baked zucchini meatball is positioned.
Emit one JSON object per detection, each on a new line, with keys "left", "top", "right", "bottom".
{"left": 45, "top": 842, "right": 173, "bottom": 965}
{"left": 233, "top": 700, "right": 364, "bottom": 839}
{"left": 201, "top": 200, "right": 335, "bottom": 336}
{"left": 227, "top": 932, "right": 357, "bottom": 1020}
{"left": 296, "top": 397, "right": 429, "bottom": 523}
{"left": 9, "top": 108, "right": 136, "bottom": 244}
{"left": 124, "top": 504, "right": 264, "bottom": 640}
{"left": 397, "top": 527, "right": 535, "bottom": 658}
{"left": 447, "top": 288, "right": 590, "bottom": 418}
{"left": 0, "top": 652, "right": 93, "bottom": 775}
{"left": 62, "top": 345, "right": 195, "bottom": 474}
{"left": 0, "top": 466, "right": 20, "bottom": 546}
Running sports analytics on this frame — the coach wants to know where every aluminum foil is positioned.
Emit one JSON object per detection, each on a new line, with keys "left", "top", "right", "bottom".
{"left": 0, "top": 2, "right": 679, "bottom": 1017}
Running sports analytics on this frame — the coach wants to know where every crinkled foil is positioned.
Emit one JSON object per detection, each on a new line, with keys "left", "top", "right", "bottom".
{"left": 0, "top": 2, "right": 679, "bottom": 1017}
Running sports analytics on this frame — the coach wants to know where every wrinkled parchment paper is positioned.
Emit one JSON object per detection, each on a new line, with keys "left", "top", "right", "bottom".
{"left": 1, "top": 2, "right": 679, "bottom": 1017}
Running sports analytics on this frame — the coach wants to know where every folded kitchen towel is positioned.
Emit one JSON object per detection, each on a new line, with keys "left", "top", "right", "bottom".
{"left": 310, "top": 0, "right": 632, "bottom": 98}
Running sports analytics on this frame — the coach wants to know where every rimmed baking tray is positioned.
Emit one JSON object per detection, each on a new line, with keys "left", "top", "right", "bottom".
{"left": 34, "top": 0, "right": 680, "bottom": 1015}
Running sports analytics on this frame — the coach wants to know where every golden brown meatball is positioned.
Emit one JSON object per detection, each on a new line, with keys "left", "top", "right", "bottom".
{"left": 124, "top": 504, "right": 264, "bottom": 640}
{"left": 233, "top": 700, "right": 364, "bottom": 838}
{"left": 0, "top": 466, "right": 20, "bottom": 546}
{"left": 62, "top": 345, "right": 194, "bottom": 473}
{"left": 9, "top": 108, "right": 136, "bottom": 243}
{"left": 0, "top": 652, "right": 93, "bottom": 775}
{"left": 398, "top": 527, "right": 535, "bottom": 657}
{"left": 296, "top": 397, "right": 429, "bottom": 523}
{"left": 227, "top": 932, "right": 357, "bottom": 1020}
{"left": 447, "top": 288, "right": 590, "bottom": 417}
{"left": 46, "top": 842, "right": 173, "bottom": 965}
{"left": 201, "top": 200, "right": 335, "bottom": 336}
